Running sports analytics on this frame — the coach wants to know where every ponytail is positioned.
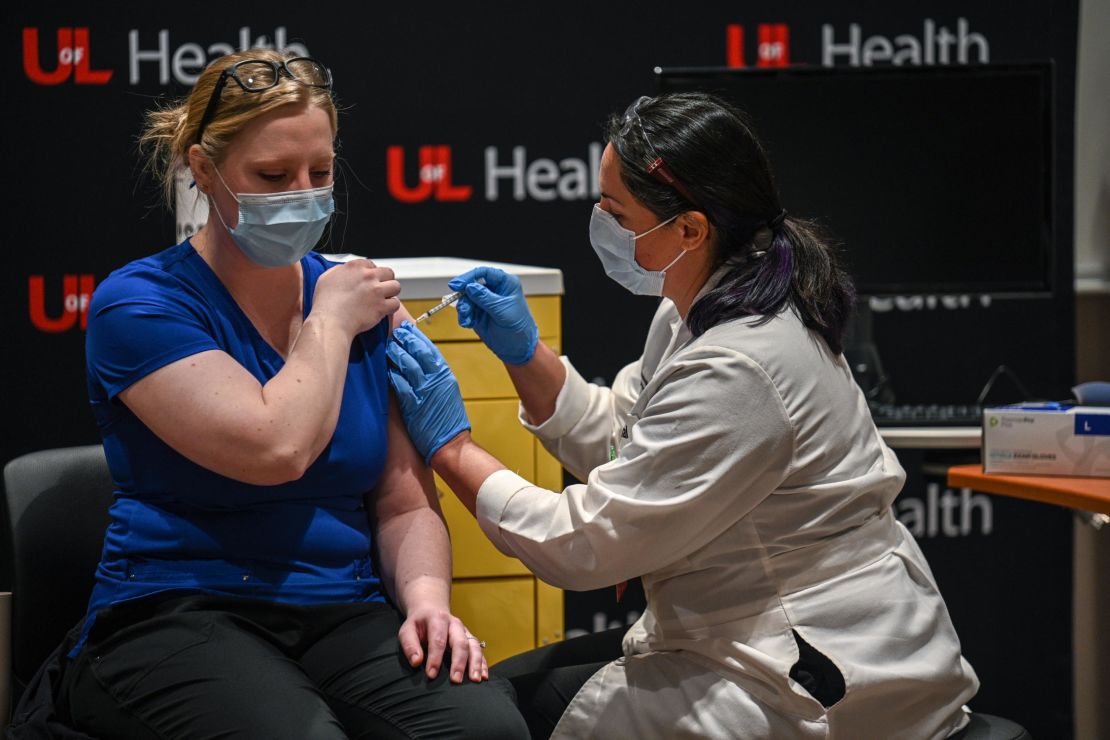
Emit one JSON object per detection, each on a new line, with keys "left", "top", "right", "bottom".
{"left": 687, "top": 216, "right": 856, "bottom": 355}
{"left": 137, "top": 101, "right": 192, "bottom": 206}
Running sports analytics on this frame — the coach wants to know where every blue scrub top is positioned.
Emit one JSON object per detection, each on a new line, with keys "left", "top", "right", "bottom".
{"left": 76, "top": 241, "right": 389, "bottom": 653}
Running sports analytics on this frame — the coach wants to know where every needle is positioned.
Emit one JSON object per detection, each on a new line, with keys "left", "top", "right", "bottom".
{"left": 415, "top": 290, "right": 464, "bottom": 323}
{"left": 414, "top": 277, "right": 485, "bottom": 323}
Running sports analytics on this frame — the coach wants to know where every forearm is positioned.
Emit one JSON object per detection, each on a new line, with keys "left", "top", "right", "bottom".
{"left": 505, "top": 341, "right": 566, "bottom": 426}
{"left": 429, "top": 432, "right": 506, "bottom": 517}
{"left": 375, "top": 456, "right": 489, "bottom": 683}
{"left": 376, "top": 506, "right": 453, "bottom": 612}
{"left": 119, "top": 315, "right": 357, "bottom": 485}
{"left": 259, "top": 313, "right": 354, "bottom": 467}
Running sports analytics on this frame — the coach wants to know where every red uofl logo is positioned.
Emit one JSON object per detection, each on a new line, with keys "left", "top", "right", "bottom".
{"left": 28, "top": 275, "right": 97, "bottom": 332}
{"left": 726, "top": 23, "right": 790, "bottom": 68}
{"left": 386, "top": 146, "right": 472, "bottom": 203}
{"left": 23, "top": 27, "right": 112, "bottom": 85}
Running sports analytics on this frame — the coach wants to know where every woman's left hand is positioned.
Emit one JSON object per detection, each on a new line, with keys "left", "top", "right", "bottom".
{"left": 399, "top": 604, "right": 489, "bottom": 684}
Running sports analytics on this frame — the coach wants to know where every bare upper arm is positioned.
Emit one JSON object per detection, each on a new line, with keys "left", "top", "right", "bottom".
{"left": 118, "top": 349, "right": 295, "bottom": 484}
{"left": 391, "top": 301, "right": 415, "bottom": 331}
{"left": 376, "top": 300, "right": 443, "bottom": 518}
{"left": 374, "top": 390, "right": 442, "bottom": 524}
{"left": 116, "top": 300, "right": 418, "bottom": 487}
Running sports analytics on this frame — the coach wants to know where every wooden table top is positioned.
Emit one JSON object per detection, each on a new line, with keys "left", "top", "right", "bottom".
{"left": 947, "top": 464, "right": 1110, "bottom": 514}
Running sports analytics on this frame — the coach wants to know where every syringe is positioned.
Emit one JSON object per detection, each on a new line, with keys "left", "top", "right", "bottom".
{"left": 414, "top": 277, "right": 485, "bottom": 324}
{"left": 414, "top": 290, "right": 464, "bottom": 323}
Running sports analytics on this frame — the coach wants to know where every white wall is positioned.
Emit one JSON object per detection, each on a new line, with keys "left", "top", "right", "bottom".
{"left": 1073, "top": 6, "right": 1109, "bottom": 739}
{"left": 1075, "top": 0, "right": 1110, "bottom": 289}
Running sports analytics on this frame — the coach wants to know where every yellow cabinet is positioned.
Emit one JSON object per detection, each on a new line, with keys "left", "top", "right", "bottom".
{"left": 450, "top": 578, "right": 536, "bottom": 665}
{"left": 535, "top": 579, "right": 565, "bottom": 647}
{"left": 388, "top": 257, "right": 566, "bottom": 663}
{"left": 435, "top": 399, "right": 531, "bottom": 578}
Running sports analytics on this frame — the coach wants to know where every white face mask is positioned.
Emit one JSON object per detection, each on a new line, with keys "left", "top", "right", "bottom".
{"left": 209, "top": 165, "right": 335, "bottom": 268}
{"left": 589, "top": 205, "right": 686, "bottom": 296}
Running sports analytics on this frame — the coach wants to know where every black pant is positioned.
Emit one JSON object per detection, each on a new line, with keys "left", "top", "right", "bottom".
{"left": 491, "top": 627, "right": 847, "bottom": 740}
{"left": 60, "top": 594, "right": 529, "bottom": 740}
{"left": 491, "top": 628, "right": 626, "bottom": 740}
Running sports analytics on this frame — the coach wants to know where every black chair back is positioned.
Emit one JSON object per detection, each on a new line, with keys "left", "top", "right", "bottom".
{"left": 1, "top": 445, "right": 112, "bottom": 695}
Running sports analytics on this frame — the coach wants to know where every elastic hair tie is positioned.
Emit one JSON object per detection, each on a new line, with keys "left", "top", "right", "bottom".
{"left": 768, "top": 209, "right": 788, "bottom": 229}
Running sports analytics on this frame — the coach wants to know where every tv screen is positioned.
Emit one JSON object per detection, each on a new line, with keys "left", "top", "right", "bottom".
{"left": 656, "top": 64, "right": 1053, "bottom": 296}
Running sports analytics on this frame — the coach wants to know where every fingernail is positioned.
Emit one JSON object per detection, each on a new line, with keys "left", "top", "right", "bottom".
{"left": 452, "top": 671, "right": 462, "bottom": 683}
{"left": 410, "top": 653, "right": 420, "bottom": 666}
{"left": 472, "top": 670, "right": 480, "bottom": 681}
{"left": 428, "top": 668, "right": 438, "bottom": 679}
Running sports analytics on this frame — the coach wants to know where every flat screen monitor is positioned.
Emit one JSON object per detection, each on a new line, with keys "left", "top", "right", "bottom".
{"left": 655, "top": 64, "right": 1054, "bottom": 297}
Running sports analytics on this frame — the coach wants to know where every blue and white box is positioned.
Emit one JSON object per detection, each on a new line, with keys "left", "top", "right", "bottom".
{"left": 982, "top": 404, "right": 1110, "bottom": 477}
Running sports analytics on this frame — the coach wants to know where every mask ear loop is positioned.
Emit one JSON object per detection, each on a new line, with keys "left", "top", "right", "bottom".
{"left": 207, "top": 160, "right": 240, "bottom": 203}
{"left": 203, "top": 160, "right": 240, "bottom": 233}
{"left": 633, "top": 212, "right": 686, "bottom": 274}
{"left": 658, "top": 245, "right": 688, "bottom": 273}
{"left": 632, "top": 213, "right": 679, "bottom": 241}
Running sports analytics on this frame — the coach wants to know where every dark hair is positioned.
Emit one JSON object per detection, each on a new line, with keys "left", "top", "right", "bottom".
{"left": 606, "top": 92, "right": 855, "bottom": 354}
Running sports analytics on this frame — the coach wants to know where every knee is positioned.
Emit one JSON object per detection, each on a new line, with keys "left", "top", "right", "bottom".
{"left": 451, "top": 675, "right": 530, "bottom": 740}
{"left": 249, "top": 711, "right": 347, "bottom": 740}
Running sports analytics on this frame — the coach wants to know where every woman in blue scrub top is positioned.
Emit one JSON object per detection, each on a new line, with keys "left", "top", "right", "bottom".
{"left": 52, "top": 48, "right": 527, "bottom": 740}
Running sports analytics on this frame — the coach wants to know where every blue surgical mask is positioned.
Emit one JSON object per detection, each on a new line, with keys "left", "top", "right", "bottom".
{"left": 589, "top": 205, "right": 685, "bottom": 296}
{"left": 210, "top": 166, "right": 335, "bottom": 268}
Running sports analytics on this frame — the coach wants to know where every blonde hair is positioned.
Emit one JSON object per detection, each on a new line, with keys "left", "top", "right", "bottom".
{"left": 138, "top": 48, "right": 337, "bottom": 204}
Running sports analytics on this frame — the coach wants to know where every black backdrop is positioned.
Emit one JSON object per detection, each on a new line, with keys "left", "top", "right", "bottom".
{"left": 6, "top": 2, "right": 1078, "bottom": 736}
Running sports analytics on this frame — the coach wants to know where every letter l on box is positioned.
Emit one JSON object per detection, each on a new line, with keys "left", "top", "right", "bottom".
{"left": 1076, "top": 414, "right": 1110, "bottom": 436}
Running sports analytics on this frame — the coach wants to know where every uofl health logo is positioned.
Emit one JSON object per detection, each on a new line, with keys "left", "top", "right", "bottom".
{"left": 28, "top": 275, "right": 97, "bottom": 332}
{"left": 23, "top": 26, "right": 308, "bottom": 86}
{"left": 386, "top": 146, "right": 472, "bottom": 203}
{"left": 386, "top": 144, "right": 603, "bottom": 203}
{"left": 726, "top": 23, "right": 790, "bottom": 68}
{"left": 23, "top": 28, "right": 112, "bottom": 85}
{"left": 725, "top": 18, "right": 990, "bottom": 68}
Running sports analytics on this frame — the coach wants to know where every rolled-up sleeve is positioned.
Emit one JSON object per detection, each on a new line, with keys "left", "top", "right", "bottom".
{"left": 478, "top": 346, "right": 795, "bottom": 591}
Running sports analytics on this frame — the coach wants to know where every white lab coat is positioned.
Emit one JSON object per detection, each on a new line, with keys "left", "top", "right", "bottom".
{"left": 476, "top": 284, "right": 979, "bottom": 739}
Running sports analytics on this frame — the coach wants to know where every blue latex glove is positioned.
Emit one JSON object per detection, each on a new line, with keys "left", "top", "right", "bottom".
{"left": 386, "top": 322, "right": 471, "bottom": 464}
{"left": 448, "top": 267, "right": 538, "bottom": 365}
{"left": 1073, "top": 381, "right": 1110, "bottom": 406}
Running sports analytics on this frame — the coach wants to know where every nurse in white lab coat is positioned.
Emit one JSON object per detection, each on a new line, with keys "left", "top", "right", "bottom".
{"left": 386, "top": 92, "right": 979, "bottom": 739}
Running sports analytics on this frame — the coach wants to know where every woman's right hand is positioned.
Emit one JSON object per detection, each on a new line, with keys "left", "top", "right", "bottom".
{"left": 448, "top": 267, "right": 538, "bottom": 365}
{"left": 314, "top": 259, "right": 402, "bottom": 336}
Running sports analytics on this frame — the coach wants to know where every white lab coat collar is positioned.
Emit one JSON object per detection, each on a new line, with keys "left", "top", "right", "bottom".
{"left": 670, "top": 259, "right": 742, "bottom": 346}
{"left": 695, "top": 259, "right": 741, "bottom": 302}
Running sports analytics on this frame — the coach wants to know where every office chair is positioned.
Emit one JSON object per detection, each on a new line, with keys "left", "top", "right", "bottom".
{"left": 1, "top": 445, "right": 113, "bottom": 708}
{"left": 952, "top": 712, "right": 1033, "bottom": 739}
